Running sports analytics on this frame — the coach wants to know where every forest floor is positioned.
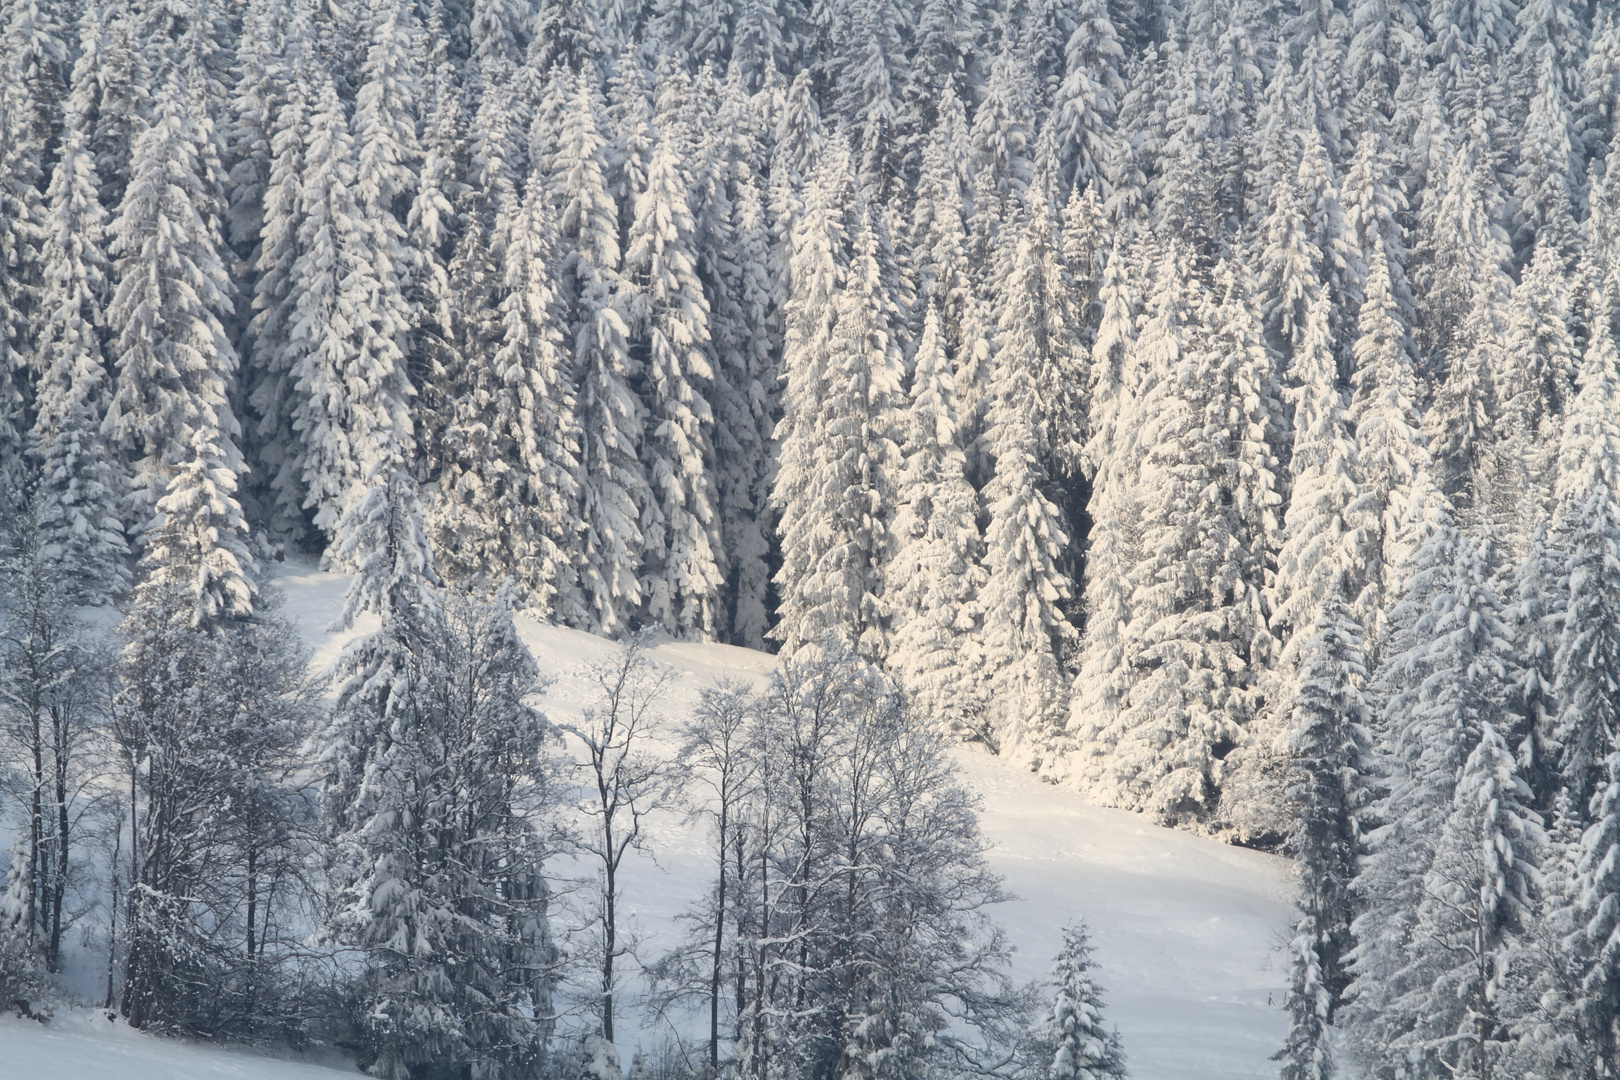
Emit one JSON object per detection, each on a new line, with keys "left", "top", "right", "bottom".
{"left": 0, "top": 561, "right": 1294, "bottom": 1080}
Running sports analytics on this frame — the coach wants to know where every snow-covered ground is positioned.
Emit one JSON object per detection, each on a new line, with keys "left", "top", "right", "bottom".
{"left": 0, "top": 564, "right": 1293, "bottom": 1079}
{"left": 0, "top": 1010, "right": 357, "bottom": 1080}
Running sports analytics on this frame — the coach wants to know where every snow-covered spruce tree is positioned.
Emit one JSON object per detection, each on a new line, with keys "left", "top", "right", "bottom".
{"left": 286, "top": 72, "right": 417, "bottom": 557}
{"left": 1024, "top": 922, "right": 1127, "bottom": 1080}
{"left": 702, "top": 80, "right": 777, "bottom": 649}
{"left": 1049, "top": 0, "right": 1123, "bottom": 197}
{"left": 488, "top": 169, "right": 582, "bottom": 616}
{"left": 0, "top": 88, "right": 42, "bottom": 527}
{"left": 1346, "top": 234, "right": 1439, "bottom": 647}
{"left": 1064, "top": 238, "right": 1142, "bottom": 786}
{"left": 1343, "top": 520, "right": 1518, "bottom": 1071}
{"left": 967, "top": 46, "right": 1035, "bottom": 272}
{"left": 242, "top": 3, "right": 315, "bottom": 543}
{"left": 1271, "top": 292, "right": 1363, "bottom": 676}
{"left": 28, "top": 108, "right": 129, "bottom": 602}
{"left": 911, "top": 87, "right": 993, "bottom": 464}
{"left": 823, "top": 0, "right": 911, "bottom": 198}
{"left": 887, "top": 303, "right": 987, "bottom": 744}
{"left": 978, "top": 194, "right": 1079, "bottom": 762}
{"left": 1089, "top": 259, "right": 1281, "bottom": 825}
{"left": 430, "top": 65, "right": 580, "bottom": 620}
{"left": 552, "top": 67, "right": 647, "bottom": 636}
{"left": 1508, "top": 0, "right": 1585, "bottom": 258}
{"left": 319, "top": 584, "right": 558, "bottom": 1079}
{"left": 1418, "top": 123, "right": 1516, "bottom": 520}
{"left": 529, "top": 0, "right": 597, "bottom": 75}
{"left": 1273, "top": 590, "right": 1371, "bottom": 1080}
{"left": 1386, "top": 720, "right": 1544, "bottom": 1077}
{"left": 769, "top": 149, "right": 902, "bottom": 662}
{"left": 1543, "top": 305, "right": 1620, "bottom": 1073}
{"left": 105, "top": 69, "right": 253, "bottom": 620}
{"left": 622, "top": 114, "right": 723, "bottom": 638}
{"left": 1547, "top": 301, "right": 1620, "bottom": 815}
{"left": 1227, "top": 292, "right": 1358, "bottom": 846}
{"left": 1498, "top": 238, "right": 1578, "bottom": 516}
{"left": 403, "top": 51, "right": 462, "bottom": 486}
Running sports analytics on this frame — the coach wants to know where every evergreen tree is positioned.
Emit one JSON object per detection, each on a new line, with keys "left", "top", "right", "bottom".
{"left": 887, "top": 304, "right": 986, "bottom": 744}
{"left": 1065, "top": 240, "right": 1142, "bottom": 787}
{"left": 1271, "top": 293, "right": 1362, "bottom": 670}
{"left": 29, "top": 111, "right": 129, "bottom": 601}
{"left": 1049, "top": 0, "right": 1123, "bottom": 196}
{"left": 1550, "top": 302, "right": 1620, "bottom": 816}
{"left": 529, "top": 0, "right": 597, "bottom": 75}
{"left": 1347, "top": 235, "right": 1439, "bottom": 645}
{"left": 550, "top": 69, "right": 646, "bottom": 635}
{"left": 1509, "top": 0, "right": 1584, "bottom": 256}
{"left": 978, "top": 197, "right": 1079, "bottom": 762}
{"left": 1498, "top": 238, "right": 1578, "bottom": 512}
{"left": 770, "top": 153, "right": 902, "bottom": 662}
{"left": 105, "top": 70, "right": 251, "bottom": 616}
{"left": 1089, "top": 259, "right": 1281, "bottom": 824}
{"left": 623, "top": 121, "right": 723, "bottom": 638}
{"left": 320, "top": 584, "right": 559, "bottom": 1080}
{"left": 703, "top": 83, "right": 777, "bottom": 649}
{"left": 1387, "top": 720, "right": 1544, "bottom": 1077}
{"left": 243, "top": 8, "right": 316, "bottom": 542}
{"left": 285, "top": 74, "right": 416, "bottom": 553}
{"left": 1273, "top": 590, "right": 1370, "bottom": 1080}
{"left": 1025, "top": 923, "right": 1127, "bottom": 1080}
{"left": 1344, "top": 521, "right": 1517, "bottom": 1071}
{"left": 1228, "top": 292, "right": 1358, "bottom": 845}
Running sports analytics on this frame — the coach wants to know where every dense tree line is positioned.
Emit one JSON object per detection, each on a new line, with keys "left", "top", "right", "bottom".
{"left": 4, "top": 0, "right": 1620, "bottom": 1076}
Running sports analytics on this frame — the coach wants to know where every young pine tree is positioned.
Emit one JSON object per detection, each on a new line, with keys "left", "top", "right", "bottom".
{"left": 1025, "top": 922, "right": 1127, "bottom": 1080}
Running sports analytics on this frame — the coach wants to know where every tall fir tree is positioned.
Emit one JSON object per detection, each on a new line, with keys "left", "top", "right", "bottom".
{"left": 622, "top": 117, "right": 723, "bottom": 638}
{"left": 1025, "top": 923, "right": 1128, "bottom": 1080}
{"left": 1346, "top": 235, "right": 1440, "bottom": 646}
{"left": 769, "top": 151, "right": 902, "bottom": 661}
{"left": 1273, "top": 590, "right": 1370, "bottom": 1080}
{"left": 105, "top": 69, "right": 252, "bottom": 618}
{"left": 552, "top": 68, "right": 647, "bottom": 635}
{"left": 1086, "top": 258, "right": 1281, "bottom": 824}
{"left": 1345, "top": 520, "right": 1519, "bottom": 1072}
{"left": 285, "top": 74, "right": 416, "bottom": 555}
{"left": 887, "top": 304, "right": 987, "bottom": 744}
{"left": 978, "top": 194, "right": 1080, "bottom": 762}
{"left": 28, "top": 102, "right": 129, "bottom": 601}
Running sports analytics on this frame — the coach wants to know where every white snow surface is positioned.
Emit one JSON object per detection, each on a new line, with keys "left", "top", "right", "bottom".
{"left": 0, "top": 563, "right": 1293, "bottom": 1079}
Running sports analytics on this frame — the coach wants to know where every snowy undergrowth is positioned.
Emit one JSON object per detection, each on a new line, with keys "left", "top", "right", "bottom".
{"left": 0, "top": 563, "right": 1292, "bottom": 1080}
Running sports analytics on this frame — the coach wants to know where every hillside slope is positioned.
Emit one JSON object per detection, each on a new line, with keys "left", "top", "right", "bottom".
{"left": 0, "top": 565, "right": 1292, "bottom": 1080}
{"left": 279, "top": 563, "right": 1295, "bottom": 1080}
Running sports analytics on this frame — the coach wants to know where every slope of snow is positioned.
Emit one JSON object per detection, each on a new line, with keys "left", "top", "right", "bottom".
{"left": 1, "top": 563, "right": 1292, "bottom": 1080}
{"left": 0, "top": 1011, "right": 356, "bottom": 1080}
{"left": 274, "top": 563, "right": 1294, "bottom": 1080}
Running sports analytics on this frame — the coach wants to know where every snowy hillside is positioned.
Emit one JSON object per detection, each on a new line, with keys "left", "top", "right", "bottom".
{"left": 288, "top": 564, "right": 1293, "bottom": 1080}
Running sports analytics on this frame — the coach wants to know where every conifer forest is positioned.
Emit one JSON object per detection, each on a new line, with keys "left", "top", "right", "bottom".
{"left": 2, "top": 0, "right": 1620, "bottom": 1076}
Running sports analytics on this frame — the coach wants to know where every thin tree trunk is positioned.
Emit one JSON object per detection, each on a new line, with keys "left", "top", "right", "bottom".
{"left": 710, "top": 797, "right": 728, "bottom": 1073}
{"left": 603, "top": 813, "right": 616, "bottom": 1045}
